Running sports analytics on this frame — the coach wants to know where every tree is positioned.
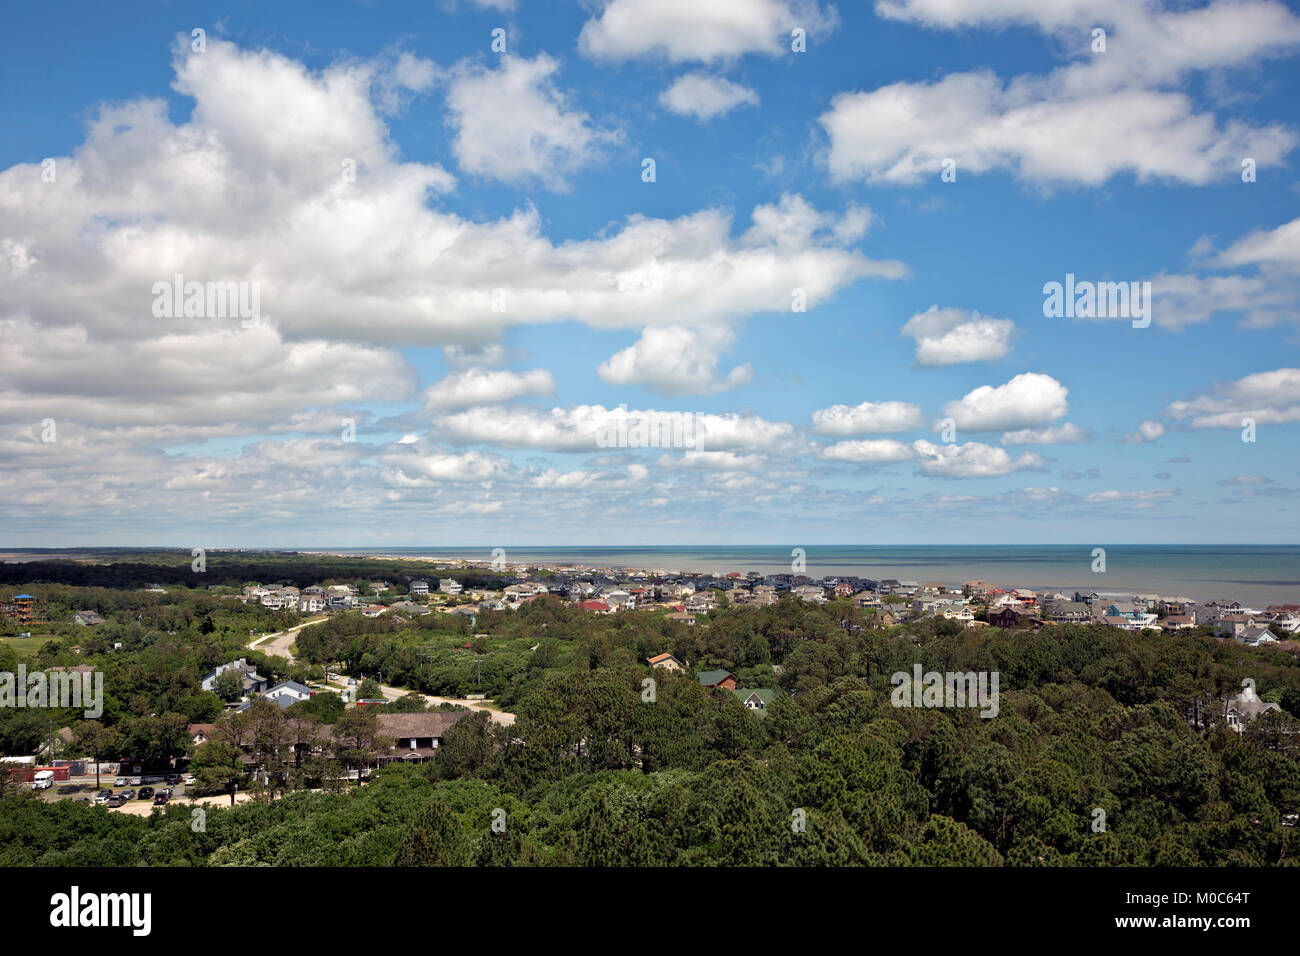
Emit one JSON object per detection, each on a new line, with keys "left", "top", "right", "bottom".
{"left": 332, "top": 706, "right": 391, "bottom": 784}
{"left": 357, "top": 677, "right": 383, "bottom": 700}
{"left": 213, "top": 668, "right": 244, "bottom": 702}
{"left": 72, "top": 721, "right": 119, "bottom": 791}
{"left": 394, "top": 799, "right": 469, "bottom": 866}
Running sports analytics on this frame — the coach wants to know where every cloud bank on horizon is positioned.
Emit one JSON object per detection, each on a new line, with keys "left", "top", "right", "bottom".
{"left": 3, "top": 0, "right": 1300, "bottom": 546}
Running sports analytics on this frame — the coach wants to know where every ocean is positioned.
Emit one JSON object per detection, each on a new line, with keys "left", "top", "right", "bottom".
{"left": 306, "top": 545, "right": 1300, "bottom": 607}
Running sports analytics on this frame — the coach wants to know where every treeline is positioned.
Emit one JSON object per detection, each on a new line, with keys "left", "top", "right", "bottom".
{"left": 0, "top": 553, "right": 512, "bottom": 592}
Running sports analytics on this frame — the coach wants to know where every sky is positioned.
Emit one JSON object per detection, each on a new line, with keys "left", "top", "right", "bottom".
{"left": 2, "top": 0, "right": 1300, "bottom": 547}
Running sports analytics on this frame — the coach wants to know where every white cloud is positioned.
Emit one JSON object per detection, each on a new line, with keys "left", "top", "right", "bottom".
{"left": 820, "top": 439, "right": 915, "bottom": 462}
{"left": 419, "top": 367, "right": 556, "bottom": 411}
{"left": 912, "top": 440, "right": 1047, "bottom": 478}
{"left": 901, "top": 305, "right": 1014, "bottom": 366}
{"left": 1165, "top": 368, "right": 1300, "bottom": 427}
{"left": 939, "top": 373, "right": 1070, "bottom": 432}
{"left": 822, "top": 1, "right": 1300, "bottom": 187}
{"left": 444, "top": 54, "right": 622, "bottom": 190}
{"left": 1125, "top": 420, "right": 1166, "bottom": 443}
{"left": 1218, "top": 474, "right": 1272, "bottom": 486}
{"left": 811, "top": 400, "right": 925, "bottom": 435}
{"left": 579, "top": 0, "right": 838, "bottom": 63}
{"left": 1085, "top": 487, "right": 1179, "bottom": 503}
{"left": 660, "top": 73, "right": 759, "bottom": 119}
{"left": 598, "top": 326, "right": 753, "bottom": 395}
{"left": 1000, "top": 423, "right": 1091, "bottom": 445}
{"left": 431, "top": 404, "right": 801, "bottom": 453}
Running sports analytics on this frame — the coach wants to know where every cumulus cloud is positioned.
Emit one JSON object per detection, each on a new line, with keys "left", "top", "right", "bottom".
{"left": 1125, "top": 420, "right": 1166, "bottom": 443}
{"left": 811, "top": 400, "right": 925, "bottom": 435}
{"left": 912, "top": 440, "right": 1047, "bottom": 478}
{"left": 939, "top": 373, "right": 1070, "bottom": 432}
{"left": 901, "top": 305, "right": 1015, "bottom": 366}
{"left": 1000, "top": 423, "right": 1091, "bottom": 445}
{"left": 431, "top": 404, "right": 802, "bottom": 453}
{"left": 579, "top": 0, "right": 838, "bottom": 63}
{"left": 659, "top": 73, "right": 759, "bottom": 119}
{"left": 444, "top": 54, "right": 623, "bottom": 190}
{"left": 819, "top": 439, "right": 915, "bottom": 462}
{"left": 598, "top": 326, "right": 753, "bottom": 395}
{"left": 1165, "top": 368, "right": 1300, "bottom": 427}
{"left": 821, "top": 1, "right": 1300, "bottom": 186}
{"left": 418, "top": 368, "right": 556, "bottom": 411}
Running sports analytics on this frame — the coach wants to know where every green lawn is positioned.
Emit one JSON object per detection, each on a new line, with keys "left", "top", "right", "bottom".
{"left": 1, "top": 635, "right": 53, "bottom": 657}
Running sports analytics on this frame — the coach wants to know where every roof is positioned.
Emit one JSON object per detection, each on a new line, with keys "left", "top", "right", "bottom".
{"left": 647, "top": 652, "right": 681, "bottom": 664}
{"left": 696, "top": 669, "right": 735, "bottom": 686}
{"left": 376, "top": 711, "right": 470, "bottom": 739}
{"left": 268, "top": 680, "right": 313, "bottom": 695}
{"left": 733, "top": 688, "right": 776, "bottom": 705}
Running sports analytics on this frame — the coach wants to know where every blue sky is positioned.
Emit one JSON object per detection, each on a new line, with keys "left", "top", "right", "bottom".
{"left": 2, "top": 0, "right": 1300, "bottom": 546}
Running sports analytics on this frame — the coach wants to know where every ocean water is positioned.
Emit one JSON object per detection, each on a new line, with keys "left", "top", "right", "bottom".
{"left": 309, "top": 545, "right": 1300, "bottom": 606}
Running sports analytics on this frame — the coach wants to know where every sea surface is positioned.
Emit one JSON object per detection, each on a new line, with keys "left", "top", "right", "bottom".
{"left": 305, "top": 545, "right": 1300, "bottom": 606}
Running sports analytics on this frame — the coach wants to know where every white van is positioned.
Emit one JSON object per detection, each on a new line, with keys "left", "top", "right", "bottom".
{"left": 32, "top": 770, "right": 55, "bottom": 790}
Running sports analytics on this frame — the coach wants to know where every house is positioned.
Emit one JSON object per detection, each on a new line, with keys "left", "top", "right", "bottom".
{"left": 390, "top": 600, "right": 431, "bottom": 617}
{"left": 188, "top": 723, "right": 217, "bottom": 747}
{"left": 1041, "top": 601, "right": 1090, "bottom": 624}
{"left": 361, "top": 604, "right": 388, "bottom": 618}
{"left": 648, "top": 652, "right": 685, "bottom": 672}
{"left": 72, "top": 610, "right": 103, "bottom": 626}
{"left": 990, "top": 607, "right": 1036, "bottom": 629}
{"left": 665, "top": 611, "right": 696, "bottom": 626}
{"left": 1161, "top": 613, "right": 1197, "bottom": 631}
{"left": 1223, "top": 684, "right": 1282, "bottom": 732}
{"left": 369, "top": 581, "right": 390, "bottom": 594}
{"left": 686, "top": 591, "right": 717, "bottom": 612}
{"left": 298, "top": 594, "right": 326, "bottom": 613}
{"left": 852, "top": 591, "right": 881, "bottom": 608}
{"left": 200, "top": 658, "right": 268, "bottom": 696}
{"left": 696, "top": 670, "right": 738, "bottom": 690}
{"left": 3, "top": 594, "right": 41, "bottom": 625}
{"left": 409, "top": 580, "right": 430, "bottom": 596}
{"left": 733, "top": 688, "right": 776, "bottom": 711}
{"left": 1236, "top": 625, "right": 1279, "bottom": 647}
{"left": 580, "top": 600, "right": 614, "bottom": 614}
{"left": 264, "top": 680, "right": 313, "bottom": 705}
{"left": 376, "top": 711, "right": 472, "bottom": 762}
{"left": 877, "top": 607, "right": 909, "bottom": 627}
{"left": 439, "top": 579, "right": 463, "bottom": 595}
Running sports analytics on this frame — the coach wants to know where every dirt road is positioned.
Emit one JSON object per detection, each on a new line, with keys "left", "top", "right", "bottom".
{"left": 251, "top": 616, "right": 516, "bottom": 726}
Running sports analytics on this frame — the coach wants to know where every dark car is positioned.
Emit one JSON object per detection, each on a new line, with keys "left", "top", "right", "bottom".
{"left": 165, "top": 773, "right": 182, "bottom": 786}
{"left": 153, "top": 790, "right": 170, "bottom": 805}
{"left": 138, "top": 786, "right": 155, "bottom": 800}
{"left": 106, "top": 795, "right": 127, "bottom": 808}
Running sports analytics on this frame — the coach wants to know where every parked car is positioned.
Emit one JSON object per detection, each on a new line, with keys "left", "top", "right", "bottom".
{"left": 138, "top": 787, "right": 155, "bottom": 800}
{"left": 106, "top": 795, "right": 127, "bottom": 808}
{"left": 93, "top": 790, "right": 112, "bottom": 805}
{"left": 153, "top": 790, "right": 170, "bottom": 805}
{"left": 119, "top": 789, "right": 135, "bottom": 800}
{"left": 165, "top": 773, "right": 182, "bottom": 786}
{"left": 183, "top": 774, "right": 195, "bottom": 786}
{"left": 129, "top": 776, "right": 142, "bottom": 786}
{"left": 32, "top": 770, "right": 55, "bottom": 790}
{"left": 114, "top": 776, "right": 128, "bottom": 787}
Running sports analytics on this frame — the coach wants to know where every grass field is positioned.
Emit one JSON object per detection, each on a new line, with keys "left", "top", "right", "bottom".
{"left": 0, "top": 635, "right": 53, "bottom": 657}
